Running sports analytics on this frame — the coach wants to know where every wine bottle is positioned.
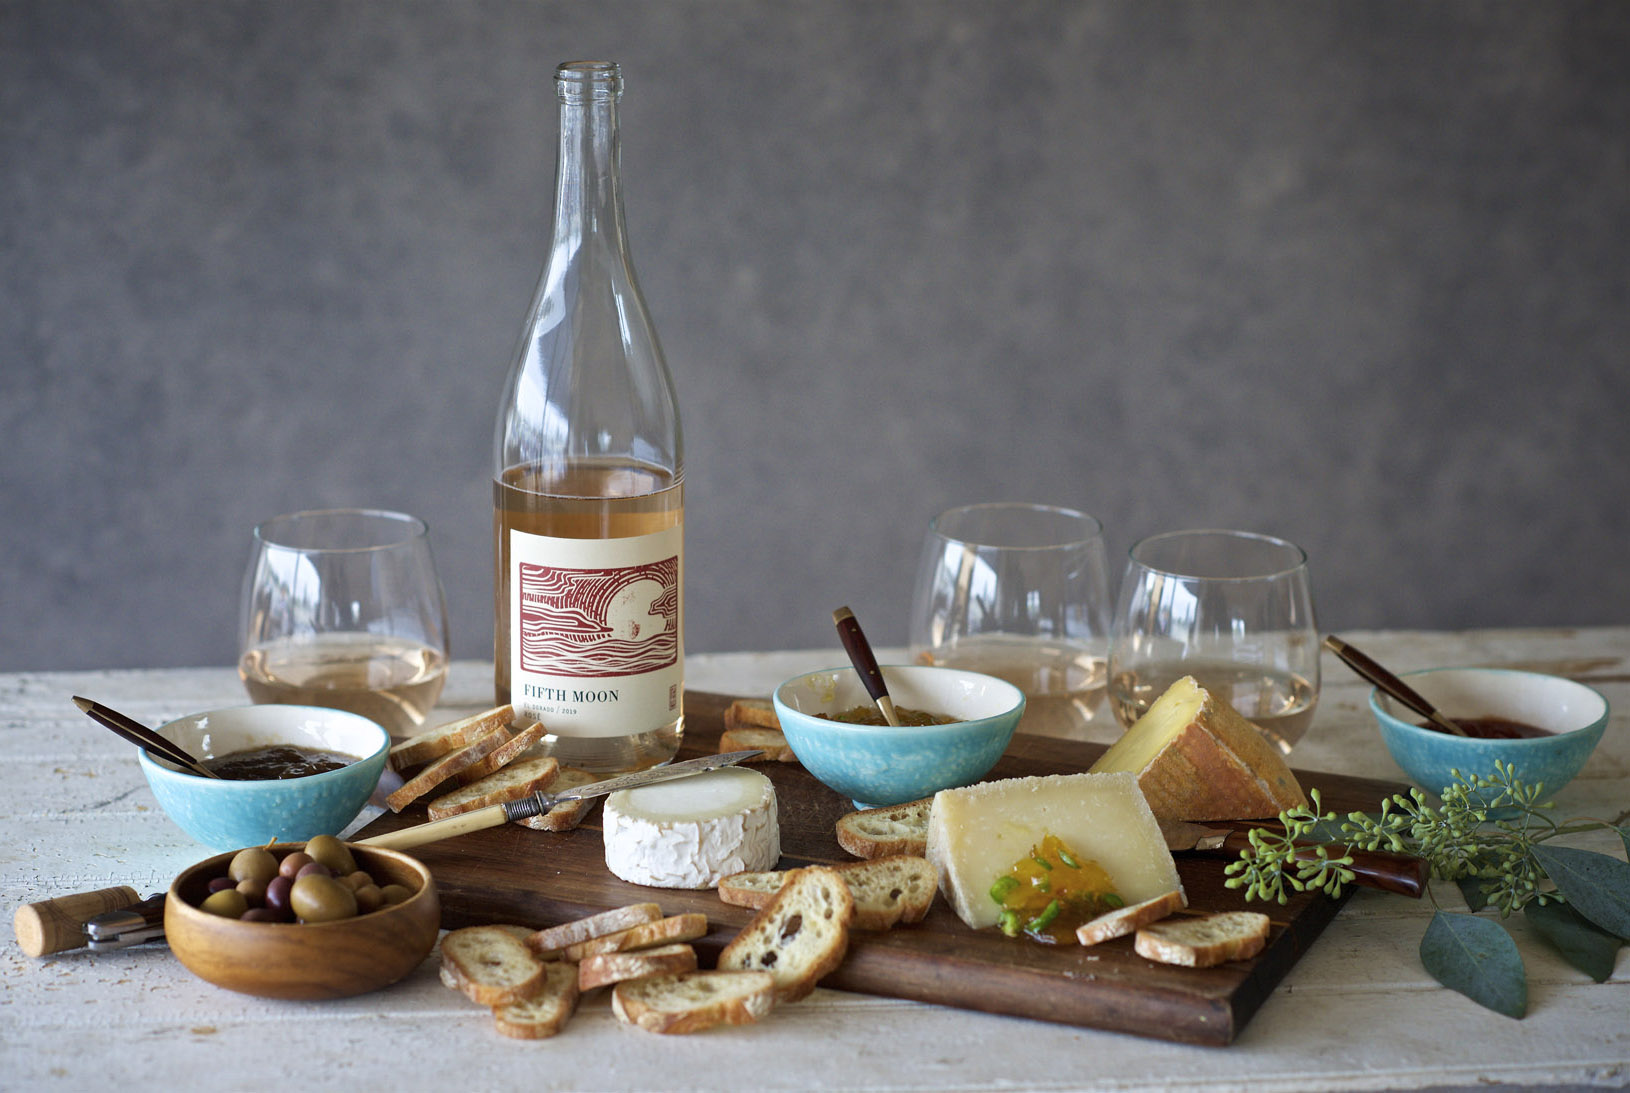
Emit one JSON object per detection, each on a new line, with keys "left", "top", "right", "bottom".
{"left": 493, "top": 61, "right": 683, "bottom": 772}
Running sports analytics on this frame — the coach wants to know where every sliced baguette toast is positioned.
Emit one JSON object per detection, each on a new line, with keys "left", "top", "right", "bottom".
{"left": 389, "top": 705, "right": 514, "bottom": 771}
{"left": 1076, "top": 889, "right": 1188, "bottom": 947}
{"left": 491, "top": 962, "right": 581, "bottom": 1040}
{"left": 611, "top": 970, "right": 776, "bottom": 1034}
{"left": 717, "top": 866, "right": 854, "bottom": 1003}
{"left": 834, "top": 797, "right": 932, "bottom": 859}
{"left": 719, "top": 726, "right": 798, "bottom": 762}
{"left": 386, "top": 723, "right": 514, "bottom": 812}
{"left": 525, "top": 902, "right": 663, "bottom": 958}
{"left": 514, "top": 766, "right": 601, "bottom": 832}
{"left": 1134, "top": 911, "right": 1271, "bottom": 967}
{"left": 578, "top": 942, "right": 698, "bottom": 991}
{"left": 425, "top": 756, "right": 561, "bottom": 821}
{"left": 719, "top": 855, "right": 936, "bottom": 930}
{"left": 724, "top": 698, "right": 780, "bottom": 731}
{"left": 453, "top": 720, "right": 550, "bottom": 786}
{"left": 440, "top": 925, "right": 548, "bottom": 1006}
{"left": 561, "top": 913, "right": 710, "bottom": 963}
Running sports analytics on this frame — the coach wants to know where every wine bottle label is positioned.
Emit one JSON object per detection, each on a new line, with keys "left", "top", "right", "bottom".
{"left": 508, "top": 525, "right": 683, "bottom": 738}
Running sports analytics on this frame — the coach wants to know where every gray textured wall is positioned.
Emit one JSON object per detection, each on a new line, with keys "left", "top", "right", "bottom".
{"left": 3, "top": 0, "right": 1628, "bottom": 675}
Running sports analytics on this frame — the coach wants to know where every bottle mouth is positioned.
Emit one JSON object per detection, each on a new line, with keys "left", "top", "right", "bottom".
{"left": 556, "top": 60, "right": 623, "bottom": 102}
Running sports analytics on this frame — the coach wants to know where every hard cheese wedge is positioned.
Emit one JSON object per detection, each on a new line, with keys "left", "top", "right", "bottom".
{"left": 603, "top": 766, "right": 781, "bottom": 889}
{"left": 1089, "top": 675, "right": 1307, "bottom": 822}
{"left": 926, "top": 771, "right": 1182, "bottom": 931}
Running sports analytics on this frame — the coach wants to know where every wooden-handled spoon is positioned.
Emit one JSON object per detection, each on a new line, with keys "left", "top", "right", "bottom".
{"left": 832, "top": 606, "right": 901, "bottom": 726}
{"left": 1322, "top": 636, "right": 1468, "bottom": 737}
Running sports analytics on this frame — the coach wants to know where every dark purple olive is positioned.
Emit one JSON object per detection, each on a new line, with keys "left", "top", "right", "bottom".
{"left": 295, "top": 861, "right": 331, "bottom": 880}
{"left": 240, "top": 907, "right": 284, "bottom": 923}
{"left": 278, "top": 852, "right": 314, "bottom": 878}
{"left": 264, "top": 874, "right": 294, "bottom": 914}
{"left": 207, "top": 876, "right": 237, "bottom": 893}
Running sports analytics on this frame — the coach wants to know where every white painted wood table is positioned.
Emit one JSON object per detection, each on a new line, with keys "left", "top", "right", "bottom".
{"left": 4, "top": 629, "right": 1628, "bottom": 1091}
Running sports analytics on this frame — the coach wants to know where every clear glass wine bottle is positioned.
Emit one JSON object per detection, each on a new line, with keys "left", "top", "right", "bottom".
{"left": 493, "top": 61, "right": 683, "bottom": 772}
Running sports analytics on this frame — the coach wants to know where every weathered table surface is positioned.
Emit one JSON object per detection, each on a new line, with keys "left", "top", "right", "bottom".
{"left": 4, "top": 628, "right": 1628, "bottom": 1092}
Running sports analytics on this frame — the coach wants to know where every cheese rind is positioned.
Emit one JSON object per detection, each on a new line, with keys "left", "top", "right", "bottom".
{"left": 1089, "top": 675, "right": 1307, "bottom": 822}
{"left": 602, "top": 767, "right": 780, "bottom": 889}
{"left": 925, "top": 771, "right": 1183, "bottom": 931}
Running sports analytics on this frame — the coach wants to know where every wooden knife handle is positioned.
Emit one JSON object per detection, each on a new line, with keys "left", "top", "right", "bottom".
{"left": 833, "top": 606, "right": 901, "bottom": 725}
{"left": 14, "top": 885, "right": 140, "bottom": 957}
{"left": 1223, "top": 832, "right": 1428, "bottom": 898}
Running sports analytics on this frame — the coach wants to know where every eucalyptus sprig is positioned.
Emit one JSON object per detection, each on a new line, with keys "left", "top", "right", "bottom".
{"left": 1224, "top": 761, "right": 1630, "bottom": 1018}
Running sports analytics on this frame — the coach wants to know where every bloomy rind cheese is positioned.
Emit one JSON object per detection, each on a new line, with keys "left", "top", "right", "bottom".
{"left": 925, "top": 771, "right": 1183, "bottom": 931}
{"left": 602, "top": 766, "right": 780, "bottom": 889}
{"left": 1089, "top": 676, "right": 1307, "bottom": 822}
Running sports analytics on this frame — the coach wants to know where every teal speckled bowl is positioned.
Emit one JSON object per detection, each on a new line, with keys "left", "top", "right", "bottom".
{"left": 1368, "top": 668, "right": 1608, "bottom": 801}
{"left": 774, "top": 665, "right": 1025, "bottom": 808}
{"left": 139, "top": 705, "right": 389, "bottom": 851}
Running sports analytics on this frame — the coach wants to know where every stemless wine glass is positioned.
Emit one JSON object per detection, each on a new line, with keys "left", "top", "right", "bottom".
{"left": 239, "top": 509, "right": 450, "bottom": 736}
{"left": 908, "top": 503, "right": 1113, "bottom": 740}
{"left": 1106, "top": 529, "right": 1319, "bottom": 753}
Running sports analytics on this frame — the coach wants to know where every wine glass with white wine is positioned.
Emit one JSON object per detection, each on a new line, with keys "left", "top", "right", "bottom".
{"left": 1106, "top": 529, "right": 1319, "bottom": 753}
{"left": 908, "top": 503, "right": 1114, "bottom": 741}
{"left": 239, "top": 509, "right": 450, "bottom": 736}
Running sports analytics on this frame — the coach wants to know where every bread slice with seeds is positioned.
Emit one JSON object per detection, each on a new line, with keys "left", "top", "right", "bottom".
{"left": 611, "top": 970, "right": 776, "bottom": 1034}
{"left": 719, "top": 855, "right": 936, "bottom": 930}
{"left": 716, "top": 865, "right": 854, "bottom": 1003}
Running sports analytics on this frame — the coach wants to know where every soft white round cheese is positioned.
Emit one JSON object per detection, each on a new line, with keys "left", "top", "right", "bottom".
{"left": 602, "top": 766, "right": 780, "bottom": 889}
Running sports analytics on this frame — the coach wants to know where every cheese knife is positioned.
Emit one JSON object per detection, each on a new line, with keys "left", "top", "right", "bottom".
{"left": 356, "top": 749, "right": 763, "bottom": 852}
{"left": 1160, "top": 819, "right": 1428, "bottom": 898}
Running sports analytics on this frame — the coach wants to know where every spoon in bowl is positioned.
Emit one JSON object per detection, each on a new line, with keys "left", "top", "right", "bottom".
{"left": 832, "top": 606, "right": 901, "bottom": 726}
{"left": 72, "top": 696, "right": 224, "bottom": 777}
{"left": 1321, "top": 636, "right": 1469, "bottom": 737}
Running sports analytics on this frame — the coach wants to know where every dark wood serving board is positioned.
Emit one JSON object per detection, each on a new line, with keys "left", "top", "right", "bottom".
{"left": 358, "top": 692, "right": 1407, "bottom": 1046}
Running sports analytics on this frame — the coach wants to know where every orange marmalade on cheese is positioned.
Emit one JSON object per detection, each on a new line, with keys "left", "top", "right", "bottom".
{"left": 988, "top": 834, "right": 1123, "bottom": 943}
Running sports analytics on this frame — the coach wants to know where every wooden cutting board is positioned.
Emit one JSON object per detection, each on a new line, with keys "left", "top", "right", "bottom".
{"left": 357, "top": 691, "right": 1407, "bottom": 1045}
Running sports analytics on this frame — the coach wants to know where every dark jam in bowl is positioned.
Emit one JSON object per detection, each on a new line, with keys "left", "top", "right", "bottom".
{"left": 1418, "top": 716, "right": 1551, "bottom": 740}
{"left": 203, "top": 744, "right": 358, "bottom": 780}
{"left": 816, "top": 705, "right": 957, "bottom": 726}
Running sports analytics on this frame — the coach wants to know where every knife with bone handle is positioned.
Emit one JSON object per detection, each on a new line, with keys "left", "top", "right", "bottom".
{"left": 1159, "top": 819, "right": 1428, "bottom": 898}
{"left": 356, "top": 748, "right": 763, "bottom": 852}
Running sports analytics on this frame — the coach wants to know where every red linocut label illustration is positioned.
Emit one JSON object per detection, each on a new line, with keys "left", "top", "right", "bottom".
{"left": 517, "top": 556, "right": 679, "bottom": 678}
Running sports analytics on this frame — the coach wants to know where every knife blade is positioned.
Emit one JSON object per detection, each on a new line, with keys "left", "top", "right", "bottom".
{"left": 356, "top": 749, "right": 763, "bottom": 852}
{"left": 1160, "top": 819, "right": 1428, "bottom": 898}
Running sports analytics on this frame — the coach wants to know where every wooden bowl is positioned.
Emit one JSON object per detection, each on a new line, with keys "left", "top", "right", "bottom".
{"left": 165, "top": 842, "right": 440, "bottom": 1000}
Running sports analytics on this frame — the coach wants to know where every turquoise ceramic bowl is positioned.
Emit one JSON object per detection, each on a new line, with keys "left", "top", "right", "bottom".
{"left": 774, "top": 665, "right": 1025, "bottom": 808}
{"left": 1368, "top": 668, "right": 1608, "bottom": 800}
{"left": 138, "top": 705, "right": 389, "bottom": 851}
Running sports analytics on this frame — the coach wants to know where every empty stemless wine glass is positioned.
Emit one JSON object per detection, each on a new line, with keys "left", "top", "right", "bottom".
{"left": 239, "top": 509, "right": 450, "bottom": 736}
{"left": 908, "top": 503, "right": 1113, "bottom": 740}
{"left": 1106, "top": 529, "right": 1319, "bottom": 753}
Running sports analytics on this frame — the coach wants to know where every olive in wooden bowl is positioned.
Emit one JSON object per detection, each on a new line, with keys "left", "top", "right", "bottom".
{"left": 165, "top": 841, "right": 440, "bottom": 1000}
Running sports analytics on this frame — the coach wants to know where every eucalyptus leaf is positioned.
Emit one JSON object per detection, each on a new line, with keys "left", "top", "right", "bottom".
{"left": 1532, "top": 845, "right": 1630, "bottom": 939}
{"left": 1419, "top": 911, "right": 1526, "bottom": 1018}
{"left": 1457, "top": 877, "right": 1491, "bottom": 912}
{"left": 1525, "top": 900, "right": 1624, "bottom": 983}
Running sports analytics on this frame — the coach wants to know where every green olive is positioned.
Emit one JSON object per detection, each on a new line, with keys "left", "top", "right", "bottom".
{"left": 378, "top": 883, "right": 414, "bottom": 906}
{"left": 290, "top": 874, "right": 358, "bottom": 923}
{"left": 235, "top": 876, "right": 268, "bottom": 904}
{"left": 200, "top": 889, "right": 249, "bottom": 919}
{"left": 353, "top": 884, "right": 384, "bottom": 914}
{"left": 228, "top": 847, "right": 279, "bottom": 886}
{"left": 338, "top": 870, "right": 373, "bottom": 892}
{"left": 304, "top": 834, "right": 357, "bottom": 876}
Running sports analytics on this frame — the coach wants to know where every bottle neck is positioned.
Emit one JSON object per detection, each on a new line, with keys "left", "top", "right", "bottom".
{"left": 551, "top": 62, "right": 628, "bottom": 262}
